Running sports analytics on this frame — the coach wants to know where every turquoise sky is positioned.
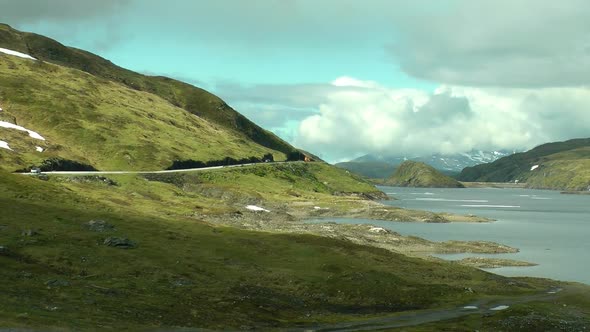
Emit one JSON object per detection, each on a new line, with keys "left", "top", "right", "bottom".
{"left": 1, "top": 0, "right": 588, "bottom": 162}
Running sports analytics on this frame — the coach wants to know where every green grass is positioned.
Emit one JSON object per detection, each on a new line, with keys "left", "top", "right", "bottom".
{"left": 0, "top": 23, "right": 295, "bottom": 157}
{"left": 0, "top": 169, "right": 548, "bottom": 330}
{"left": 0, "top": 54, "right": 283, "bottom": 171}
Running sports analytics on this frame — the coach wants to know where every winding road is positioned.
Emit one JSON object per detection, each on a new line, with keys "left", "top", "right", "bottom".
{"left": 18, "top": 162, "right": 289, "bottom": 176}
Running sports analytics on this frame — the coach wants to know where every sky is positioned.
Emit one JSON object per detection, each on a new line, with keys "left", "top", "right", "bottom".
{"left": 1, "top": 0, "right": 590, "bottom": 162}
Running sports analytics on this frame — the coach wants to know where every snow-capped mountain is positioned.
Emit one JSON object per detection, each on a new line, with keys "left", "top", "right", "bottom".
{"left": 353, "top": 150, "right": 515, "bottom": 172}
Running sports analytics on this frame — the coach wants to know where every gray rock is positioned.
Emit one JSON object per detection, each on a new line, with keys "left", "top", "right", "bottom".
{"left": 21, "top": 229, "right": 39, "bottom": 237}
{"left": 103, "top": 237, "right": 136, "bottom": 249}
{"left": 171, "top": 279, "right": 193, "bottom": 287}
{"left": 84, "top": 220, "right": 115, "bottom": 232}
{"left": 0, "top": 245, "right": 10, "bottom": 256}
{"left": 45, "top": 279, "right": 70, "bottom": 288}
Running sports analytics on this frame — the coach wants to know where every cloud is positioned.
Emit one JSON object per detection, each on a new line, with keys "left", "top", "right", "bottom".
{"left": 288, "top": 78, "right": 590, "bottom": 161}
{"left": 0, "top": 0, "right": 130, "bottom": 23}
{"left": 389, "top": 0, "right": 590, "bottom": 87}
{"left": 214, "top": 77, "right": 590, "bottom": 162}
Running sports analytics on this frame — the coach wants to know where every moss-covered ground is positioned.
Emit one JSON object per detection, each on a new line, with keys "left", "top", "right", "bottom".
{"left": 0, "top": 164, "right": 573, "bottom": 330}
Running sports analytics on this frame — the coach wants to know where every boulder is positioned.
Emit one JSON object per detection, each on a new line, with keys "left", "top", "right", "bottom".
{"left": 0, "top": 245, "right": 10, "bottom": 256}
{"left": 84, "top": 220, "right": 115, "bottom": 232}
{"left": 103, "top": 237, "right": 136, "bottom": 249}
{"left": 21, "top": 229, "right": 39, "bottom": 237}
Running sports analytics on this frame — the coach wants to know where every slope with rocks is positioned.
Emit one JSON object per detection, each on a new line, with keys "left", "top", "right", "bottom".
{"left": 384, "top": 161, "right": 464, "bottom": 188}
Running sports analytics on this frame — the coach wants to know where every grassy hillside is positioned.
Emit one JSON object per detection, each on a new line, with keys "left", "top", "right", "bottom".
{"left": 458, "top": 138, "right": 590, "bottom": 190}
{"left": 384, "top": 161, "right": 464, "bottom": 188}
{"left": 0, "top": 23, "right": 295, "bottom": 157}
{"left": 334, "top": 161, "right": 396, "bottom": 179}
{"left": 0, "top": 168, "right": 544, "bottom": 330}
{"left": 0, "top": 45, "right": 285, "bottom": 171}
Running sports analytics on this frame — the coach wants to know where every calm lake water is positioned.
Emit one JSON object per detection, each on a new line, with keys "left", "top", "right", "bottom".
{"left": 321, "top": 186, "right": 590, "bottom": 285}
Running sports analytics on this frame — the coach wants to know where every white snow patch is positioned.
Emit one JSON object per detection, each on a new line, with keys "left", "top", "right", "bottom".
{"left": 314, "top": 206, "right": 322, "bottom": 210}
{"left": 0, "top": 121, "right": 45, "bottom": 140}
{"left": 369, "top": 227, "right": 387, "bottom": 234}
{"left": 0, "top": 140, "right": 12, "bottom": 150}
{"left": 490, "top": 305, "right": 510, "bottom": 311}
{"left": 530, "top": 165, "right": 539, "bottom": 171}
{"left": 0, "top": 48, "right": 37, "bottom": 60}
{"left": 35, "top": 146, "right": 44, "bottom": 152}
{"left": 246, "top": 205, "right": 270, "bottom": 212}
{"left": 463, "top": 306, "right": 478, "bottom": 310}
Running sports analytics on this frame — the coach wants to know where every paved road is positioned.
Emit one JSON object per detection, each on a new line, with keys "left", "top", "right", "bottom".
{"left": 18, "top": 162, "right": 286, "bottom": 176}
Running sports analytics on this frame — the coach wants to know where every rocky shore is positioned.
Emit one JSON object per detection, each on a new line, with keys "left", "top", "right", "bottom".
{"left": 195, "top": 195, "right": 519, "bottom": 260}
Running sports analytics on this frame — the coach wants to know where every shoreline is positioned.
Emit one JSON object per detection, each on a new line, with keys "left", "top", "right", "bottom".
{"left": 196, "top": 197, "right": 523, "bottom": 263}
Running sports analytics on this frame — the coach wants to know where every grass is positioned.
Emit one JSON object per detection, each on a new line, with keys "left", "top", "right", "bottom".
{"left": 0, "top": 23, "right": 295, "bottom": 157}
{"left": 0, "top": 167, "right": 552, "bottom": 330}
{"left": 0, "top": 55, "right": 283, "bottom": 171}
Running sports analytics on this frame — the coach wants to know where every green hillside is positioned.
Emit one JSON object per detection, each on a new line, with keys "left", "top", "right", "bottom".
{"left": 384, "top": 161, "right": 464, "bottom": 188}
{"left": 0, "top": 23, "right": 296, "bottom": 171}
{"left": 0, "top": 168, "right": 540, "bottom": 330}
{"left": 458, "top": 138, "right": 590, "bottom": 190}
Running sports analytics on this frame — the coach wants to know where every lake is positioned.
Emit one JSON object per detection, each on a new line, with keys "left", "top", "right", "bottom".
{"left": 321, "top": 186, "right": 590, "bottom": 285}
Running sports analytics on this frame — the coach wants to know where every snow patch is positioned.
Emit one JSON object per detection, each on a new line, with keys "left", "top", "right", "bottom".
{"left": 530, "top": 165, "right": 539, "bottom": 171}
{"left": 246, "top": 205, "right": 270, "bottom": 212}
{"left": 368, "top": 227, "right": 388, "bottom": 234}
{"left": 0, "top": 140, "right": 12, "bottom": 150}
{"left": 490, "top": 305, "right": 510, "bottom": 311}
{"left": 35, "top": 146, "right": 44, "bottom": 152}
{"left": 463, "top": 306, "right": 478, "bottom": 310}
{"left": 0, "top": 121, "right": 45, "bottom": 140}
{"left": 0, "top": 48, "right": 37, "bottom": 60}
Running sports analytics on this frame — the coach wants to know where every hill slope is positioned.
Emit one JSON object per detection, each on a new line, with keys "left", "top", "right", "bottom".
{"left": 384, "top": 161, "right": 464, "bottom": 188}
{"left": 0, "top": 24, "right": 295, "bottom": 155}
{"left": 0, "top": 24, "right": 302, "bottom": 171}
{"left": 0, "top": 167, "right": 535, "bottom": 330}
{"left": 458, "top": 138, "right": 590, "bottom": 190}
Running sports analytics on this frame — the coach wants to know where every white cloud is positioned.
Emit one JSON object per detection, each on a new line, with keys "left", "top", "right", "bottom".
{"left": 294, "top": 77, "right": 590, "bottom": 161}
{"left": 390, "top": 0, "right": 590, "bottom": 87}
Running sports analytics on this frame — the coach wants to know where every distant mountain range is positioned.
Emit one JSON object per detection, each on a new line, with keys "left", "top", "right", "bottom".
{"left": 354, "top": 150, "right": 514, "bottom": 171}
{"left": 336, "top": 150, "right": 514, "bottom": 179}
{"left": 457, "top": 138, "right": 590, "bottom": 191}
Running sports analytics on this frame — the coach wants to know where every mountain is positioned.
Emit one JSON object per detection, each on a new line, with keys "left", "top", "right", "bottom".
{"left": 353, "top": 150, "right": 513, "bottom": 173}
{"left": 457, "top": 138, "right": 590, "bottom": 190}
{"left": 0, "top": 24, "right": 298, "bottom": 171}
{"left": 334, "top": 161, "right": 396, "bottom": 179}
{"left": 384, "top": 161, "right": 464, "bottom": 188}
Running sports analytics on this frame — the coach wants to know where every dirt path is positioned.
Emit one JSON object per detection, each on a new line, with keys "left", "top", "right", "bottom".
{"left": 293, "top": 287, "right": 562, "bottom": 331}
